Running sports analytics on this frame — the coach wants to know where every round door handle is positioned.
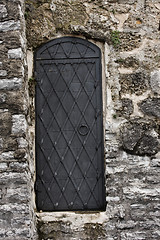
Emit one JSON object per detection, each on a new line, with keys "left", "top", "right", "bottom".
{"left": 78, "top": 124, "right": 89, "bottom": 136}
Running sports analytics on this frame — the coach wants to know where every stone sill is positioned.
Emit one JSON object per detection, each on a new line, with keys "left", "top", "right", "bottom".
{"left": 36, "top": 211, "right": 108, "bottom": 225}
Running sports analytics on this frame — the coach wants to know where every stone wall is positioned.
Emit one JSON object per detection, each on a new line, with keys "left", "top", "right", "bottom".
{"left": 1, "top": 0, "right": 160, "bottom": 239}
{"left": 0, "top": 0, "right": 36, "bottom": 239}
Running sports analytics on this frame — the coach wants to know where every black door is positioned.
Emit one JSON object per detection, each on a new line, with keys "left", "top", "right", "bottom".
{"left": 35, "top": 37, "right": 105, "bottom": 211}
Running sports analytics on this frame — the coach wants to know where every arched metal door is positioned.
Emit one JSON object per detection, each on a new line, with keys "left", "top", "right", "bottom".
{"left": 35, "top": 37, "right": 105, "bottom": 211}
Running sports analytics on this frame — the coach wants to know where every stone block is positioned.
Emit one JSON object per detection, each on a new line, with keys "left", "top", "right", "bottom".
{"left": 2, "top": 137, "right": 17, "bottom": 151}
{"left": 0, "top": 78, "right": 22, "bottom": 90}
{"left": 9, "top": 162, "right": 28, "bottom": 172}
{"left": 0, "top": 172, "right": 29, "bottom": 185}
{"left": 150, "top": 70, "right": 160, "bottom": 94}
{"left": 8, "top": 48, "right": 23, "bottom": 59}
{"left": 14, "top": 149, "right": 26, "bottom": 159}
{"left": 0, "top": 5, "right": 8, "bottom": 19}
{"left": 1, "top": 32, "right": 21, "bottom": 48}
{"left": 0, "top": 93, "right": 6, "bottom": 103}
{"left": 0, "top": 138, "right": 3, "bottom": 149}
{"left": 0, "top": 20, "right": 20, "bottom": 32}
{"left": 2, "top": 60, "right": 24, "bottom": 78}
{"left": 17, "top": 137, "right": 28, "bottom": 148}
{"left": 0, "top": 70, "right": 7, "bottom": 77}
{"left": 120, "top": 72, "right": 148, "bottom": 95}
{"left": 139, "top": 98, "right": 160, "bottom": 118}
{"left": 0, "top": 151, "right": 14, "bottom": 161}
{"left": 0, "top": 163, "right": 8, "bottom": 171}
{"left": 0, "top": 91, "right": 26, "bottom": 114}
{"left": 120, "top": 98, "right": 133, "bottom": 117}
{"left": 12, "top": 114, "right": 27, "bottom": 135}
{"left": 0, "top": 112, "right": 12, "bottom": 136}
{"left": 5, "top": 186, "right": 29, "bottom": 204}
{"left": 120, "top": 119, "right": 159, "bottom": 156}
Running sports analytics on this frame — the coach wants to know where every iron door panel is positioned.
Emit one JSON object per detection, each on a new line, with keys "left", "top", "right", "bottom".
{"left": 35, "top": 38, "right": 105, "bottom": 211}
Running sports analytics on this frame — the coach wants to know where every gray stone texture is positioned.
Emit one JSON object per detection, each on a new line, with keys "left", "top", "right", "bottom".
{"left": 8, "top": 48, "right": 23, "bottom": 59}
{"left": 139, "top": 98, "right": 160, "bottom": 118}
{"left": 0, "top": 0, "right": 160, "bottom": 239}
{"left": 0, "top": 20, "right": 20, "bottom": 32}
{"left": 0, "top": 5, "right": 8, "bottom": 19}
{"left": 119, "top": 72, "right": 148, "bottom": 96}
{"left": 0, "top": 78, "right": 22, "bottom": 90}
{"left": 26, "top": 0, "right": 160, "bottom": 239}
{"left": 120, "top": 98, "right": 134, "bottom": 117}
{"left": 0, "top": 0, "right": 36, "bottom": 239}
{"left": 150, "top": 70, "right": 160, "bottom": 94}
{"left": 120, "top": 119, "right": 159, "bottom": 155}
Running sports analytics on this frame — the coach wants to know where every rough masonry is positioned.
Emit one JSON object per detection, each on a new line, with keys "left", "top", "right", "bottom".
{"left": 0, "top": 0, "right": 36, "bottom": 239}
{"left": 1, "top": 0, "right": 160, "bottom": 239}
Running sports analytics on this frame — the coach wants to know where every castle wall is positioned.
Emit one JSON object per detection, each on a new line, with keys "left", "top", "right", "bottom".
{"left": 0, "top": 0, "right": 36, "bottom": 239}
{"left": 1, "top": 0, "right": 160, "bottom": 239}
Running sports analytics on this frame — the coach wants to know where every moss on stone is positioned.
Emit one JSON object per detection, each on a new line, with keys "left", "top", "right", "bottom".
{"left": 25, "top": 0, "right": 88, "bottom": 48}
{"left": 52, "top": 0, "right": 87, "bottom": 31}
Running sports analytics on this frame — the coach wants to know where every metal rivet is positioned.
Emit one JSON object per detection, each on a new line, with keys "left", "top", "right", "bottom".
{"left": 41, "top": 170, "right": 44, "bottom": 176}
{"left": 70, "top": 202, "right": 73, "bottom": 205}
{"left": 48, "top": 187, "right": 50, "bottom": 191}
{"left": 55, "top": 172, "right": 57, "bottom": 176}
{"left": 48, "top": 156, "right": 50, "bottom": 161}
{"left": 55, "top": 202, "right": 58, "bottom": 206}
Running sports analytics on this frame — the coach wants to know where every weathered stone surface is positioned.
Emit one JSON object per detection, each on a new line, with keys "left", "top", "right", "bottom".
{"left": 17, "top": 137, "right": 28, "bottom": 148}
{"left": 139, "top": 98, "right": 160, "bottom": 118}
{"left": 135, "top": 134, "right": 159, "bottom": 156}
{"left": 1, "top": 0, "right": 160, "bottom": 239}
{"left": 4, "top": 91, "right": 26, "bottom": 113}
{"left": 14, "top": 148, "right": 26, "bottom": 159}
{"left": 12, "top": 114, "right": 27, "bottom": 135}
{"left": 0, "top": 111, "right": 12, "bottom": 136}
{"left": 0, "top": 151, "right": 14, "bottom": 161}
{"left": 37, "top": 212, "right": 107, "bottom": 240}
{"left": 0, "top": 78, "right": 22, "bottom": 90}
{"left": 120, "top": 72, "right": 148, "bottom": 95}
{"left": 119, "top": 98, "right": 133, "bottom": 117}
{"left": 116, "top": 56, "right": 139, "bottom": 68}
{"left": 0, "top": 93, "right": 6, "bottom": 103}
{"left": 150, "top": 70, "right": 160, "bottom": 94}
{"left": 120, "top": 119, "right": 159, "bottom": 156}
{"left": 0, "top": 1, "right": 36, "bottom": 239}
{"left": 0, "top": 32, "right": 22, "bottom": 49}
{"left": 0, "top": 70, "right": 7, "bottom": 77}
{"left": 3, "top": 60, "right": 24, "bottom": 78}
{"left": 8, "top": 48, "right": 23, "bottom": 59}
{"left": 9, "top": 162, "right": 28, "bottom": 172}
{"left": 0, "top": 162, "right": 8, "bottom": 171}
{"left": 0, "top": 20, "right": 20, "bottom": 32}
{"left": 0, "top": 5, "right": 8, "bottom": 19}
